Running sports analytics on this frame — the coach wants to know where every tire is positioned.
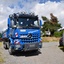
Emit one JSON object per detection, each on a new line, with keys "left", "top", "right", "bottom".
{"left": 59, "top": 38, "right": 63, "bottom": 46}
{"left": 8, "top": 46, "right": 14, "bottom": 55}
{"left": 7, "top": 42, "right": 10, "bottom": 49}
{"left": 8, "top": 41, "right": 14, "bottom": 55}
{"left": 3, "top": 41, "right": 7, "bottom": 49}
{"left": 33, "top": 49, "right": 38, "bottom": 52}
{"left": 59, "top": 42, "right": 63, "bottom": 46}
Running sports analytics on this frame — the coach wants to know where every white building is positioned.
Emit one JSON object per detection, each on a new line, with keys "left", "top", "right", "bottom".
{"left": 57, "top": 27, "right": 64, "bottom": 31}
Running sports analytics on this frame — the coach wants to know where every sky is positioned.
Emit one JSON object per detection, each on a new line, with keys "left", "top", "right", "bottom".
{"left": 0, "top": 0, "right": 64, "bottom": 32}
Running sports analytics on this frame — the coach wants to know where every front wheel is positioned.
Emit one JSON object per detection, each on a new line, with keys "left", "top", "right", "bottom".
{"left": 8, "top": 46, "right": 14, "bottom": 55}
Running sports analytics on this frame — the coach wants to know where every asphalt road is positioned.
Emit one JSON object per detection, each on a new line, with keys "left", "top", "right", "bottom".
{"left": 1, "top": 42, "right": 64, "bottom": 64}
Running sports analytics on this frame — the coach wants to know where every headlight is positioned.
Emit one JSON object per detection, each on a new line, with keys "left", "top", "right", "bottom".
{"left": 14, "top": 39, "right": 20, "bottom": 45}
{"left": 15, "top": 32, "right": 18, "bottom": 37}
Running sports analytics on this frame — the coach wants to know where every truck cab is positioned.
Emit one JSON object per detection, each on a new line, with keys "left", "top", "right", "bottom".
{"left": 2, "top": 12, "right": 42, "bottom": 55}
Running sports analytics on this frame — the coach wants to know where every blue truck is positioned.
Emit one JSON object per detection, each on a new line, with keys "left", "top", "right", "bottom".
{"left": 2, "top": 12, "right": 42, "bottom": 55}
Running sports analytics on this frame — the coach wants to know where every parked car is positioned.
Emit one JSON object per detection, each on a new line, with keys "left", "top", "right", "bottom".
{"left": 0, "top": 38, "right": 2, "bottom": 42}
{"left": 59, "top": 37, "right": 63, "bottom": 46}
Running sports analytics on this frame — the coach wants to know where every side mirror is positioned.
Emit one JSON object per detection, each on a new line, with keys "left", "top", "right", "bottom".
{"left": 8, "top": 18, "right": 11, "bottom": 28}
{"left": 8, "top": 24, "right": 9, "bottom": 27}
{"left": 8, "top": 24, "right": 11, "bottom": 28}
{"left": 39, "top": 20, "right": 42, "bottom": 26}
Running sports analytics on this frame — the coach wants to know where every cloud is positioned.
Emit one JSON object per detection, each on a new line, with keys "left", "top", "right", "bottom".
{"left": 31, "top": 1, "right": 64, "bottom": 27}
{"left": 0, "top": 0, "right": 39, "bottom": 32}
{"left": 0, "top": 5, "right": 21, "bottom": 31}
{"left": 0, "top": 0, "right": 64, "bottom": 32}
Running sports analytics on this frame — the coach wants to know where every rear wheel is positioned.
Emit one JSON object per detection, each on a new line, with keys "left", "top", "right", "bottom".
{"left": 59, "top": 38, "right": 63, "bottom": 46}
{"left": 59, "top": 42, "right": 63, "bottom": 46}
{"left": 7, "top": 42, "right": 10, "bottom": 49}
{"left": 3, "top": 41, "right": 7, "bottom": 49}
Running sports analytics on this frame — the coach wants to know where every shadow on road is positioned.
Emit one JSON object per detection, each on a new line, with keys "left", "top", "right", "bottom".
{"left": 58, "top": 46, "right": 64, "bottom": 52}
{"left": 12, "top": 50, "right": 41, "bottom": 57}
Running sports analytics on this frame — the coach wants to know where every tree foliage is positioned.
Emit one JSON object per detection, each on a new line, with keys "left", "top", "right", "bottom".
{"left": 0, "top": 33, "right": 2, "bottom": 38}
{"left": 54, "top": 31, "right": 63, "bottom": 37}
{"left": 41, "top": 13, "right": 62, "bottom": 36}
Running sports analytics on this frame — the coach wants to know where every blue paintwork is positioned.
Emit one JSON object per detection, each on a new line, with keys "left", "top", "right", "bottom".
{"left": 2, "top": 14, "right": 42, "bottom": 51}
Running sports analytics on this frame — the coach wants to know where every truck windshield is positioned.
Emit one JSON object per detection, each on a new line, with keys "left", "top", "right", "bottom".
{"left": 15, "top": 18, "right": 39, "bottom": 29}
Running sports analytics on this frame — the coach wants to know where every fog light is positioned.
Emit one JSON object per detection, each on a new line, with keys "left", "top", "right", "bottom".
{"left": 14, "top": 41, "right": 20, "bottom": 45}
{"left": 15, "top": 32, "right": 18, "bottom": 37}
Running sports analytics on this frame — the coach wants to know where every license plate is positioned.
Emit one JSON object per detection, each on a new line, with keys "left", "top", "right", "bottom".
{"left": 29, "top": 44, "right": 35, "bottom": 47}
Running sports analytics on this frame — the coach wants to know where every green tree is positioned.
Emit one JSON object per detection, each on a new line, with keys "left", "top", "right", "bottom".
{"left": 41, "top": 13, "right": 62, "bottom": 36}
{"left": 0, "top": 33, "right": 2, "bottom": 38}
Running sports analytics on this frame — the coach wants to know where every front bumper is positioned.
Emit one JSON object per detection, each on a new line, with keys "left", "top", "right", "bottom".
{"left": 24, "top": 43, "right": 42, "bottom": 51}
{"left": 11, "top": 42, "right": 42, "bottom": 51}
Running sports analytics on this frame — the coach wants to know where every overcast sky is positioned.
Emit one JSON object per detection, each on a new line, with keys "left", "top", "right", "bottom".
{"left": 0, "top": 0, "right": 64, "bottom": 32}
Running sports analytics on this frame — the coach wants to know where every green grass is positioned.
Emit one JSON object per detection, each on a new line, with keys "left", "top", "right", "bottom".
{"left": 58, "top": 46, "right": 64, "bottom": 52}
{"left": 0, "top": 42, "right": 2, "bottom": 47}
{"left": 58, "top": 46, "right": 64, "bottom": 48}
{"left": 0, "top": 56, "right": 4, "bottom": 63}
{"left": 42, "top": 37, "right": 60, "bottom": 42}
{"left": 0, "top": 42, "right": 4, "bottom": 63}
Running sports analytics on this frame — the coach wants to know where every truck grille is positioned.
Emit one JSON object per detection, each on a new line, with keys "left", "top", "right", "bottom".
{"left": 21, "top": 34, "right": 38, "bottom": 43}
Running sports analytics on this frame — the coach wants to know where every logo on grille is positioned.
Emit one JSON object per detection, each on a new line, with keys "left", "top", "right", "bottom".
{"left": 28, "top": 33, "right": 32, "bottom": 38}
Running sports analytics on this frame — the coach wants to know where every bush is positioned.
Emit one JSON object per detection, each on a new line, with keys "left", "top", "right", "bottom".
{"left": 54, "top": 31, "right": 63, "bottom": 37}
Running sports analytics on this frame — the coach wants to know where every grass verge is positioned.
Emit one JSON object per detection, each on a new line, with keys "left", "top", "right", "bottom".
{"left": 0, "top": 53, "right": 4, "bottom": 63}
{"left": 0, "top": 42, "right": 2, "bottom": 47}
{"left": 0, "top": 42, "right": 4, "bottom": 64}
{"left": 42, "top": 37, "right": 60, "bottom": 42}
{"left": 58, "top": 46, "right": 64, "bottom": 52}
